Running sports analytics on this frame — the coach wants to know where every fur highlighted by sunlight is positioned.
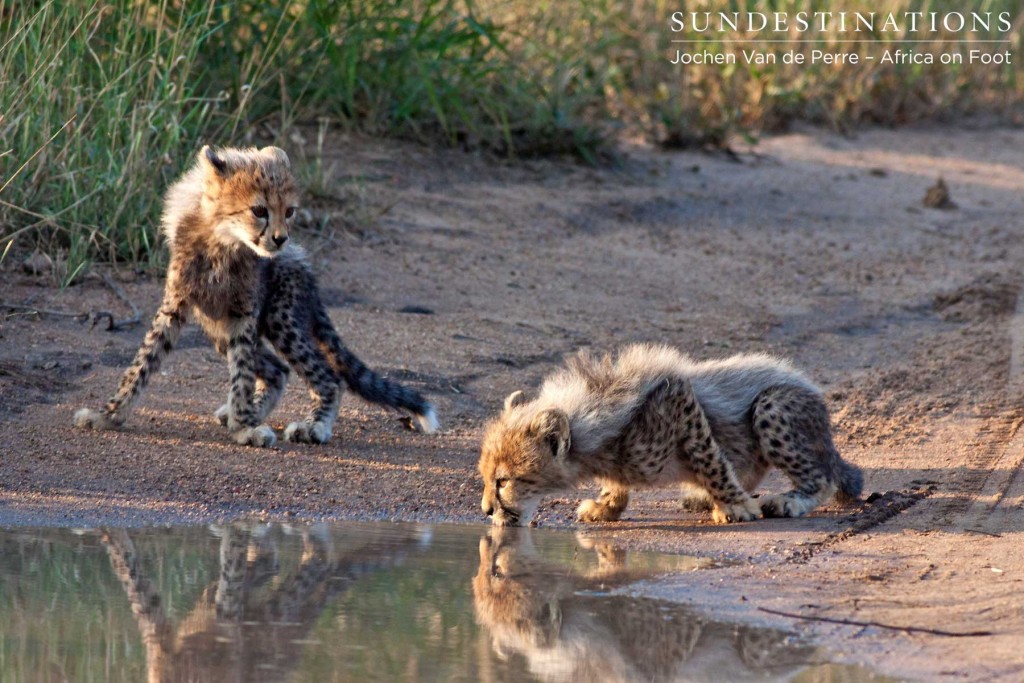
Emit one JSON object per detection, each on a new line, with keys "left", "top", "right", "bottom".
{"left": 479, "top": 344, "right": 861, "bottom": 526}
{"left": 74, "top": 145, "right": 438, "bottom": 447}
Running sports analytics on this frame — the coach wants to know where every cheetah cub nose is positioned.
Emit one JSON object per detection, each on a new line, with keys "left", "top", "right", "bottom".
{"left": 272, "top": 234, "right": 288, "bottom": 247}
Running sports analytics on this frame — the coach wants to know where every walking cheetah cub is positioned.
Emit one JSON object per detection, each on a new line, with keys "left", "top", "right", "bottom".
{"left": 74, "top": 145, "right": 438, "bottom": 447}
{"left": 479, "top": 344, "right": 861, "bottom": 526}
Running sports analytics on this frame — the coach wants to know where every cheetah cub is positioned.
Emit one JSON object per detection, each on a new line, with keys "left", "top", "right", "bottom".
{"left": 479, "top": 344, "right": 861, "bottom": 526}
{"left": 74, "top": 146, "right": 438, "bottom": 447}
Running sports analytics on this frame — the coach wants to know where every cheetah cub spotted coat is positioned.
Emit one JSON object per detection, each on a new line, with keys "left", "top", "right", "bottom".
{"left": 75, "top": 145, "right": 438, "bottom": 447}
{"left": 479, "top": 344, "right": 861, "bottom": 526}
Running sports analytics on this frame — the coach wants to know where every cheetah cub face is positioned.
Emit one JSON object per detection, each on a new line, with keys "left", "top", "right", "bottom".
{"left": 199, "top": 145, "right": 299, "bottom": 257}
{"left": 479, "top": 391, "right": 572, "bottom": 527}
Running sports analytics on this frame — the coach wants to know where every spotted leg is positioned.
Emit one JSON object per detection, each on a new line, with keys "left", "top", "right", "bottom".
{"left": 668, "top": 379, "right": 762, "bottom": 523}
{"left": 577, "top": 482, "right": 630, "bottom": 522}
{"left": 224, "top": 317, "right": 276, "bottom": 447}
{"left": 260, "top": 319, "right": 339, "bottom": 444}
{"left": 280, "top": 342, "right": 341, "bottom": 445}
{"left": 217, "top": 344, "right": 289, "bottom": 427}
{"left": 752, "top": 386, "right": 838, "bottom": 518}
{"left": 74, "top": 299, "right": 186, "bottom": 430}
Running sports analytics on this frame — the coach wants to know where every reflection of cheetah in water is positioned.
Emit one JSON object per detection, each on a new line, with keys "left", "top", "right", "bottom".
{"left": 473, "top": 528, "right": 817, "bottom": 682}
{"left": 479, "top": 344, "right": 862, "bottom": 526}
{"left": 100, "top": 523, "right": 429, "bottom": 682}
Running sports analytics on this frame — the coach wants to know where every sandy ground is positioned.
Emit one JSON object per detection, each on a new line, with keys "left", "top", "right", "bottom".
{"left": 2, "top": 125, "right": 1024, "bottom": 680}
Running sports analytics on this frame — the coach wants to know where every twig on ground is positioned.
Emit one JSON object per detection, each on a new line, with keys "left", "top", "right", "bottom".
{"left": 965, "top": 528, "right": 1003, "bottom": 538}
{"left": 1, "top": 271, "right": 143, "bottom": 331}
{"left": 95, "top": 272, "right": 142, "bottom": 331}
{"left": 758, "top": 607, "right": 992, "bottom": 637}
{"left": 0, "top": 302, "right": 89, "bottom": 322}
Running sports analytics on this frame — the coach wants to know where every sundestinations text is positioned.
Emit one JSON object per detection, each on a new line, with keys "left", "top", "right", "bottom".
{"left": 668, "top": 11, "right": 1012, "bottom": 34}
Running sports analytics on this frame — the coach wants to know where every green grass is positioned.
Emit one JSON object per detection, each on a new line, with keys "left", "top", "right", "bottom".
{"left": 2, "top": 0, "right": 1023, "bottom": 277}
{"left": 0, "top": 1, "right": 238, "bottom": 280}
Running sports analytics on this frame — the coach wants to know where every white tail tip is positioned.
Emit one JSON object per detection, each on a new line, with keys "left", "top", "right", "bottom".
{"left": 414, "top": 406, "right": 440, "bottom": 434}
{"left": 73, "top": 407, "right": 116, "bottom": 430}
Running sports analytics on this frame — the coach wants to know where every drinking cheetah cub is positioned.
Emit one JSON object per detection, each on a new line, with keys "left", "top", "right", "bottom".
{"left": 479, "top": 344, "right": 861, "bottom": 526}
{"left": 74, "top": 145, "right": 438, "bottom": 447}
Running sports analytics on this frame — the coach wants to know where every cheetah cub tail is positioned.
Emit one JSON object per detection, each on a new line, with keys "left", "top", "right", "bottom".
{"left": 834, "top": 457, "right": 864, "bottom": 503}
{"left": 311, "top": 308, "right": 440, "bottom": 434}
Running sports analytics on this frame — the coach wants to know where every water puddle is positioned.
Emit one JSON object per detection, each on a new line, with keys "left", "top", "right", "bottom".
{"left": 0, "top": 522, "right": 888, "bottom": 682}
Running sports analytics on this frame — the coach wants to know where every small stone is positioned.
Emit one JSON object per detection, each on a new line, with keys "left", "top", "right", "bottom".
{"left": 923, "top": 177, "right": 957, "bottom": 210}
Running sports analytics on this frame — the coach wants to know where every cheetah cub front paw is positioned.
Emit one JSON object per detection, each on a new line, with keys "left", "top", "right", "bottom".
{"left": 283, "top": 421, "right": 332, "bottom": 444}
{"left": 220, "top": 406, "right": 248, "bottom": 432}
{"left": 711, "top": 496, "right": 762, "bottom": 524}
{"left": 576, "top": 499, "right": 625, "bottom": 522}
{"left": 232, "top": 424, "right": 277, "bottom": 448}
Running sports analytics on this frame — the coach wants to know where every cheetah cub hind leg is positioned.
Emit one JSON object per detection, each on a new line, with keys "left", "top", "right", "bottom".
{"left": 759, "top": 490, "right": 831, "bottom": 519}
{"left": 282, "top": 375, "right": 341, "bottom": 445}
{"left": 752, "top": 385, "right": 846, "bottom": 518}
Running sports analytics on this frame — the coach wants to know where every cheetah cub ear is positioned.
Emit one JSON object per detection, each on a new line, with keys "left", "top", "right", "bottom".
{"left": 260, "top": 146, "right": 290, "bottom": 167}
{"left": 504, "top": 390, "right": 528, "bottom": 412}
{"left": 200, "top": 145, "right": 230, "bottom": 177}
{"left": 530, "top": 409, "right": 571, "bottom": 460}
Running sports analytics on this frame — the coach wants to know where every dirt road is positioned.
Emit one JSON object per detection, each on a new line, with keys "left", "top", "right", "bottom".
{"left": 2, "top": 125, "right": 1023, "bottom": 680}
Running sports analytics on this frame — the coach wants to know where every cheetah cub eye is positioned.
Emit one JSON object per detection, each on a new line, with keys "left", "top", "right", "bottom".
{"left": 251, "top": 206, "right": 268, "bottom": 219}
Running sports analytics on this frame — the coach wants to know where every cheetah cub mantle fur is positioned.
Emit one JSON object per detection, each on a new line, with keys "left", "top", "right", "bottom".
{"left": 479, "top": 344, "right": 861, "bottom": 526}
{"left": 74, "top": 145, "right": 438, "bottom": 447}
